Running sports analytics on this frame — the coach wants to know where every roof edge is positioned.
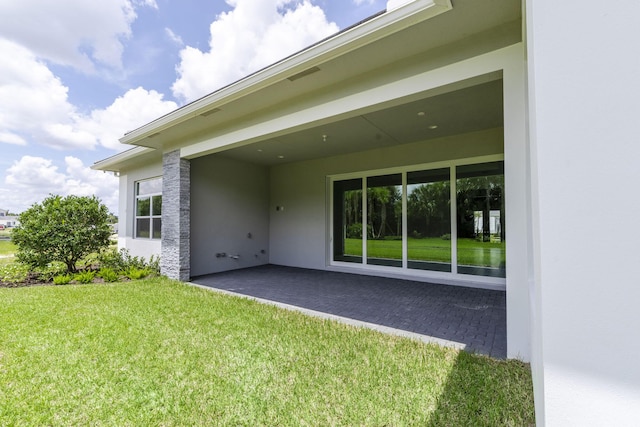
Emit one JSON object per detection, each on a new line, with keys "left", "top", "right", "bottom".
{"left": 91, "top": 146, "right": 158, "bottom": 172}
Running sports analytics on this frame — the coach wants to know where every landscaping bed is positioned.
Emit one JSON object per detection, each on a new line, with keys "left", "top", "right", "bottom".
{"left": 0, "top": 247, "right": 158, "bottom": 289}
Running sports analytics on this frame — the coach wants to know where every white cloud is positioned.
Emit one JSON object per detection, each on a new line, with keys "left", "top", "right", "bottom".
{"left": 0, "top": 39, "right": 79, "bottom": 149}
{"left": 75, "top": 87, "right": 178, "bottom": 150}
{"left": 0, "top": 0, "right": 156, "bottom": 72}
{"left": 3, "top": 156, "right": 119, "bottom": 213}
{"left": 0, "top": 39, "right": 177, "bottom": 152}
{"left": 165, "top": 28, "right": 184, "bottom": 46}
{"left": 172, "top": 0, "right": 339, "bottom": 102}
{"left": 0, "top": 132, "right": 27, "bottom": 146}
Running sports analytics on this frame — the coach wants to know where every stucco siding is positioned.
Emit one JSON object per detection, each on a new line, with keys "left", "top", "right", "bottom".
{"left": 190, "top": 155, "right": 270, "bottom": 277}
{"left": 117, "top": 161, "right": 163, "bottom": 261}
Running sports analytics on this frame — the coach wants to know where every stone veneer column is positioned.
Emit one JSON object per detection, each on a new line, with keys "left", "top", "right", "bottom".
{"left": 161, "top": 150, "right": 190, "bottom": 281}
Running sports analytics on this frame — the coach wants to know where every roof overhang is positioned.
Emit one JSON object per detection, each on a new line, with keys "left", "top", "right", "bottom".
{"left": 91, "top": 146, "right": 160, "bottom": 173}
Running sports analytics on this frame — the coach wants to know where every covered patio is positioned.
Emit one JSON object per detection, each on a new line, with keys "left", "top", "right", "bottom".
{"left": 191, "top": 265, "right": 506, "bottom": 358}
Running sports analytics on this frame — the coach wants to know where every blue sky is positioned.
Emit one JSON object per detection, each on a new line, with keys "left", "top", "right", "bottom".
{"left": 0, "top": 0, "right": 386, "bottom": 214}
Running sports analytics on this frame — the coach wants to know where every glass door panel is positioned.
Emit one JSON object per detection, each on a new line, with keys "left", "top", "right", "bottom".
{"left": 407, "top": 168, "right": 451, "bottom": 272}
{"left": 366, "top": 174, "right": 402, "bottom": 267}
{"left": 456, "top": 162, "right": 505, "bottom": 277}
{"left": 333, "top": 179, "right": 363, "bottom": 263}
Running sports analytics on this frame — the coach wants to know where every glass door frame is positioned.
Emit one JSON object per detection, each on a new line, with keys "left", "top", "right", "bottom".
{"left": 327, "top": 154, "right": 505, "bottom": 286}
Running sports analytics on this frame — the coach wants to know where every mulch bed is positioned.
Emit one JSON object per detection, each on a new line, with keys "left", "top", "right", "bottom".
{"left": 0, "top": 272, "right": 126, "bottom": 289}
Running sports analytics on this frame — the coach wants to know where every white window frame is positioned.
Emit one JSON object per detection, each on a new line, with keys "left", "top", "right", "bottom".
{"left": 134, "top": 177, "right": 162, "bottom": 240}
{"left": 328, "top": 154, "right": 506, "bottom": 287}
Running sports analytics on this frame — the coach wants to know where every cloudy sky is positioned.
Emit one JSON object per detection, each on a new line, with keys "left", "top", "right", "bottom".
{"left": 0, "top": 0, "right": 385, "bottom": 214}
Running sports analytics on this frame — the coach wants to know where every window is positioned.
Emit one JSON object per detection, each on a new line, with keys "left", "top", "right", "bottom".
{"left": 367, "top": 174, "right": 402, "bottom": 267}
{"left": 456, "top": 162, "right": 505, "bottom": 277}
{"left": 135, "top": 178, "right": 162, "bottom": 239}
{"left": 407, "top": 168, "right": 451, "bottom": 272}
{"left": 332, "top": 160, "right": 505, "bottom": 279}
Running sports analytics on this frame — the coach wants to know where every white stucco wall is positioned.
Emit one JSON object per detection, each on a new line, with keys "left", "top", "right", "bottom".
{"left": 190, "top": 155, "right": 270, "bottom": 277}
{"left": 117, "top": 161, "right": 163, "bottom": 260}
{"left": 527, "top": 0, "right": 640, "bottom": 424}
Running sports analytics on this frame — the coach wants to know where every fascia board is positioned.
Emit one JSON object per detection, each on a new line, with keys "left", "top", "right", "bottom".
{"left": 120, "top": 0, "right": 452, "bottom": 146}
{"left": 91, "top": 146, "right": 157, "bottom": 172}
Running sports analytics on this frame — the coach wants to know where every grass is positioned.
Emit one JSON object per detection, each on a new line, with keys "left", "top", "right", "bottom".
{"left": 0, "top": 240, "right": 16, "bottom": 268}
{"left": 0, "top": 240, "right": 16, "bottom": 257}
{"left": 346, "top": 237, "right": 506, "bottom": 267}
{"left": 0, "top": 278, "right": 534, "bottom": 426}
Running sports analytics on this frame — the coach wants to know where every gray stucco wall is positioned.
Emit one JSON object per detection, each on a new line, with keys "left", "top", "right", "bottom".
{"left": 190, "top": 155, "right": 270, "bottom": 277}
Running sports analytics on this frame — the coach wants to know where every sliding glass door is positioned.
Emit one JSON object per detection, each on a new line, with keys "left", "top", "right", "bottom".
{"left": 407, "top": 168, "right": 451, "bottom": 272}
{"left": 333, "top": 178, "right": 363, "bottom": 263}
{"left": 366, "top": 174, "right": 402, "bottom": 267}
{"left": 456, "top": 162, "right": 505, "bottom": 277}
{"left": 332, "top": 160, "right": 505, "bottom": 279}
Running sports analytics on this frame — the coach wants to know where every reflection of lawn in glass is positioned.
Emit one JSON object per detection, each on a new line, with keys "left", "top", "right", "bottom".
{"left": 345, "top": 238, "right": 505, "bottom": 267}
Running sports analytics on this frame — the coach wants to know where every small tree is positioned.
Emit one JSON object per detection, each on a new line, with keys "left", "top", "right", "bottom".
{"left": 12, "top": 195, "right": 112, "bottom": 273}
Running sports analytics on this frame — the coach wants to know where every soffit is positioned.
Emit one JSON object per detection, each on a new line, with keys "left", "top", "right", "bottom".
{"left": 217, "top": 77, "right": 504, "bottom": 166}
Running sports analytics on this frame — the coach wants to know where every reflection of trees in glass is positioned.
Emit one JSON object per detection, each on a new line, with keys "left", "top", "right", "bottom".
{"left": 367, "top": 186, "right": 401, "bottom": 239}
{"left": 136, "top": 197, "right": 150, "bottom": 216}
{"left": 457, "top": 175, "right": 504, "bottom": 241}
{"left": 407, "top": 181, "right": 450, "bottom": 238}
{"left": 344, "top": 189, "right": 362, "bottom": 237}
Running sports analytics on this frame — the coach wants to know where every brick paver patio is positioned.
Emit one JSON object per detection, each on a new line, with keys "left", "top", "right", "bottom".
{"left": 191, "top": 264, "right": 507, "bottom": 358}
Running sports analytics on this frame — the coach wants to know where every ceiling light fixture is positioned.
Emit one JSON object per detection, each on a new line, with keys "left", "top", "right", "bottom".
{"left": 428, "top": 125, "right": 438, "bottom": 129}
{"left": 322, "top": 134, "right": 327, "bottom": 142}
{"left": 278, "top": 155, "right": 285, "bottom": 159}
{"left": 417, "top": 111, "right": 426, "bottom": 116}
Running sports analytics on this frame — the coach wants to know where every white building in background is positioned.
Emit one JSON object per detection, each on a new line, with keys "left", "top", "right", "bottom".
{"left": 0, "top": 209, "right": 19, "bottom": 228}
{"left": 93, "top": 1, "right": 640, "bottom": 424}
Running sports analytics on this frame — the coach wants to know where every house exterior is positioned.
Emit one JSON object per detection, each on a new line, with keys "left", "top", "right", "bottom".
{"left": 93, "top": 0, "right": 640, "bottom": 424}
{"left": 0, "top": 209, "right": 19, "bottom": 227}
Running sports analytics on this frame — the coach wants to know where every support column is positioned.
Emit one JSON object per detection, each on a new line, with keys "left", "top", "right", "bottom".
{"left": 503, "top": 43, "right": 532, "bottom": 361}
{"left": 161, "top": 150, "right": 190, "bottom": 281}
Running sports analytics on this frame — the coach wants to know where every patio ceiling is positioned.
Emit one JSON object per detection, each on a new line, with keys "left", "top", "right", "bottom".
{"left": 218, "top": 77, "right": 504, "bottom": 166}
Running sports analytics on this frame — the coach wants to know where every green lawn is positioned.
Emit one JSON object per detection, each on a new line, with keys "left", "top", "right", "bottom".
{"left": 0, "top": 240, "right": 16, "bottom": 267}
{"left": 346, "top": 237, "right": 506, "bottom": 267}
{"left": 0, "top": 278, "right": 534, "bottom": 425}
{"left": 0, "top": 240, "right": 16, "bottom": 256}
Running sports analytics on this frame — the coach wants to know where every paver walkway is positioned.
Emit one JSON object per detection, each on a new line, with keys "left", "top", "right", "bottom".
{"left": 191, "top": 264, "right": 507, "bottom": 358}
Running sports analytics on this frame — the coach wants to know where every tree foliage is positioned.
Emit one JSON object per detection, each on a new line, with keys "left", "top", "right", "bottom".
{"left": 12, "top": 195, "right": 112, "bottom": 273}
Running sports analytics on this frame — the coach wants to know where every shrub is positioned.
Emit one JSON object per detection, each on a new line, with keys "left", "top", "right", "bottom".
{"left": 441, "top": 233, "right": 451, "bottom": 241}
{"left": 35, "top": 262, "right": 67, "bottom": 282}
{"left": 74, "top": 271, "right": 96, "bottom": 284}
{"left": 52, "top": 274, "right": 72, "bottom": 286}
{"left": 12, "top": 195, "right": 112, "bottom": 273}
{"left": 98, "top": 248, "right": 147, "bottom": 272}
{"left": 148, "top": 255, "right": 160, "bottom": 275}
{"left": 124, "top": 267, "right": 151, "bottom": 280}
{"left": 0, "top": 263, "right": 29, "bottom": 284}
{"left": 346, "top": 223, "right": 363, "bottom": 239}
{"left": 98, "top": 268, "right": 119, "bottom": 283}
